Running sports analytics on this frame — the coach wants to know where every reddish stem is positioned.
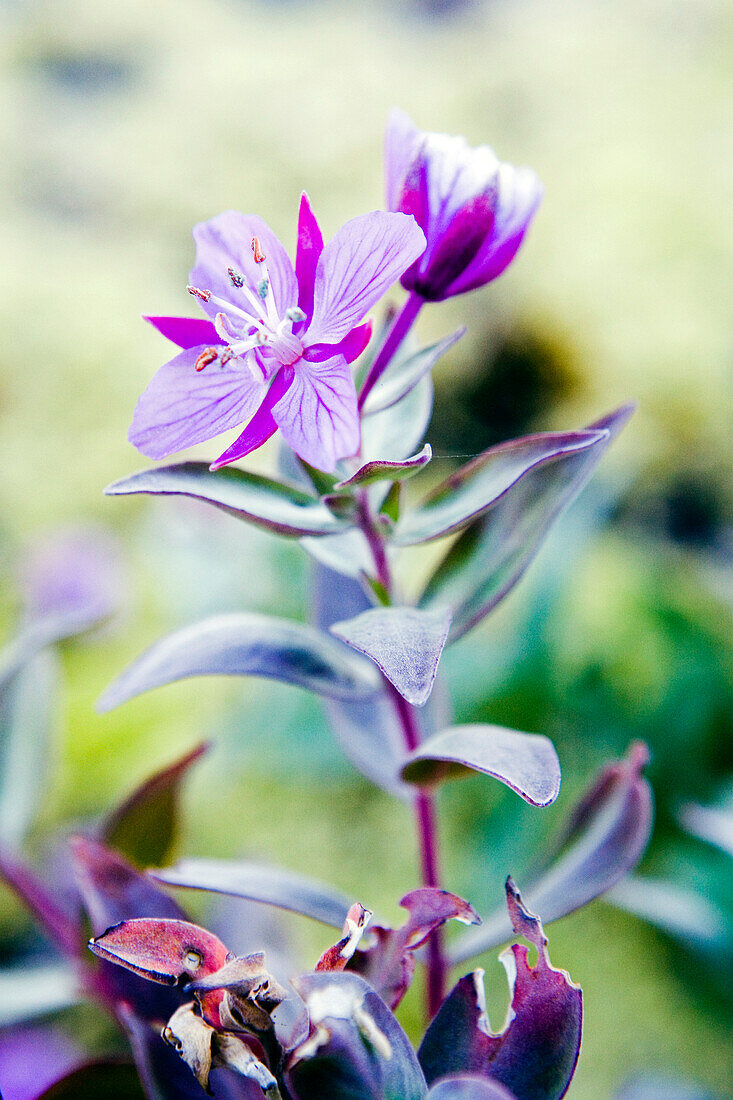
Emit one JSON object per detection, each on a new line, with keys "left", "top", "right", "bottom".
{"left": 357, "top": 291, "right": 423, "bottom": 410}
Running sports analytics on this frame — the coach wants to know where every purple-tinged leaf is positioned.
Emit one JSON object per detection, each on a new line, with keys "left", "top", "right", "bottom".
{"left": 419, "top": 405, "right": 634, "bottom": 639}
{"left": 300, "top": 529, "right": 374, "bottom": 580}
{"left": 0, "top": 1024, "right": 80, "bottom": 1100}
{"left": 334, "top": 445, "right": 432, "bottom": 490}
{"left": 401, "top": 725, "right": 560, "bottom": 807}
{"left": 363, "top": 329, "right": 464, "bottom": 415}
{"left": 105, "top": 463, "right": 348, "bottom": 538}
{"left": 311, "top": 564, "right": 431, "bottom": 797}
{"left": 317, "top": 903, "right": 373, "bottom": 972}
{"left": 350, "top": 889, "right": 480, "bottom": 1010}
{"left": 607, "top": 876, "right": 731, "bottom": 949}
{"left": 288, "top": 971, "right": 428, "bottom": 1100}
{"left": 0, "top": 650, "right": 57, "bottom": 848}
{"left": 151, "top": 858, "right": 353, "bottom": 929}
{"left": 420, "top": 879, "right": 582, "bottom": 1100}
{"left": 679, "top": 801, "right": 733, "bottom": 858}
{"left": 360, "top": 373, "right": 434, "bottom": 465}
{"left": 100, "top": 743, "right": 208, "bottom": 869}
{"left": 0, "top": 847, "right": 81, "bottom": 957}
{"left": 0, "top": 966, "right": 79, "bottom": 1027}
{"left": 331, "top": 606, "right": 451, "bottom": 707}
{"left": 97, "top": 613, "right": 380, "bottom": 713}
{"left": 428, "top": 1078, "right": 517, "bottom": 1100}
{"left": 89, "top": 918, "right": 229, "bottom": 985}
{"left": 394, "top": 428, "right": 610, "bottom": 545}
{"left": 32, "top": 1061, "right": 145, "bottom": 1100}
{"left": 451, "top": 743, "right": 653, "bottom": 962}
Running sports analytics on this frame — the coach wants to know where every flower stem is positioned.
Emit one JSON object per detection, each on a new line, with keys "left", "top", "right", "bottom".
{"left": 357, "top": 291, "right": 423, "bottom": 411}
{"left": 387, "top": 683, "right": 447, "bottom": 1018}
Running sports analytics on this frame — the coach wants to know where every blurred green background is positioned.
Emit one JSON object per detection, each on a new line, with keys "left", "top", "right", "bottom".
{"left": 0, "top": 0, "right": 731, "bottom": 1095}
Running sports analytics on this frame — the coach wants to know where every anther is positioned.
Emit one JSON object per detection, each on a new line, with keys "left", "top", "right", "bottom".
{"left": 228, "top": 267, "right": 244, "bottom": 288}
{"left": 285, "top": 306, "right": 307, "bottom": 323}
{"left": 257, "top": 278, "right": 269, "bottom": 301}
{"left": 187, "top": 285, "right": 211, "bottom": 302}
{"left": 251, "top": 236, "right": 266, "bottom": 264}
{"left": 194, "top": 348, "right": 219, "bottom": 372}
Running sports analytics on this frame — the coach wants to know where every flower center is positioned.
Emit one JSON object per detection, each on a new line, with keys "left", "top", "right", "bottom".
{"left": 188, "top": 237, "right": 306, "bottom": 376}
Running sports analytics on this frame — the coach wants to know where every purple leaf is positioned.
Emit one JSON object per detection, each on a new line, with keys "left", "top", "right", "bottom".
{"left": 100, "top": 743, "right": 209, "bottom": 869}
{"left": 105, "top": 463, "right": 347, "bottom": 538}
{"left": 0, "top": 846, "right": 81, "bottom": 957}
{"left": 428, "top": 1078, "right": 517, "bottom": 1100}
{"left": 451, "top": 743, "right": 653, "bottom": 961}
{"left": 334, "top": 444, "right": 432, "bottom": 490}
{"left": 362, "top": 329, "right": 464, "bottom": 415}
{"left": 331, "top": 606, "right": 451, "bottom": 706}
{"left": 97, "top": 613, "right": 380, "bottom": 712}
{"left": 151, "top": 858, "right": 353, "bottom": 929}
{"left": 419, "top": 879, "right": 582, "bottom": 1100}
{"left": 0, "top": 1024, "right": 80, "bottom": 1100}
{"left": 288, "top": 970, "right": 428, "bottom": 1100}
{"left": 89, "top": 918, "right": 229, "bottom": 985}
{"left": 401, "top": 724, "right": 560, "bottom": 807}
{"left": 419, "top": 405, "right": 634, "bottom": 639}
{"left": 32, "top": 1061, "right": 146, "bottom": 1100}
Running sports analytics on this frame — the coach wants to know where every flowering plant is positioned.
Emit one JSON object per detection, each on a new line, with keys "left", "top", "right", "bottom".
{"left": 0, "top": 113, "right": 657, "bottom": 1100}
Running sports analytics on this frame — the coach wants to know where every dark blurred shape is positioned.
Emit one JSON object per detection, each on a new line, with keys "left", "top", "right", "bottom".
{"left": 32, "top": 51, "right": 135, "bottom": 94}
{"left": 617, "top": 473, "right": 727, "bottom": 551}
{"left": 432, "top": 326, "right": 579, "bottom": 456}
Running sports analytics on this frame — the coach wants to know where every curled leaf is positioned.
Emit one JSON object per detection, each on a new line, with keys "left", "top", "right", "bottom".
{"left": 162, "top": 1003, "right": 213, "bottom": 1092}
{"left": 451, "top": 743, "right": 653, "bottom": 962}
{"left": 317, "top": 903, "right": 373, "bottom": 972}
{"left": 419, "top": 879, "right": 582, "bottom": 1100}
{"left": 331, "top": 606, "right": 452, "bottom": 706}
{"left": 401, "top": 724, "right": 561, "bottom": 807}
{"left": 334, "top": 445, "right": 432, "bottom": 490}
{"left": 89, "top": 918, "right": 229, "bottom": 985}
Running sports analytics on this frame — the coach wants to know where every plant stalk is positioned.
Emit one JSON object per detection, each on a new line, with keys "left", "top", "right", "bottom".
{"left": 357, "top": 291, "right": 423, "bottom": 410}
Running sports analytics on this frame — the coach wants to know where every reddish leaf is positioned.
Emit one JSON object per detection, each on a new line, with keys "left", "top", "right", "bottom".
{"left": 89, "top": 918, "right": 229, "bottom": 985}
{"left": 419, "top": 879, "right": 582, "bottom": 1100}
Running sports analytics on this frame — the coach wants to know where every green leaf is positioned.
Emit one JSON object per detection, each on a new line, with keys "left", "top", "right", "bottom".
{"left": 335, "top": 445, "right": 432, "bottom": 489}
{"left": 105, "top": 462, "right": 348, "bottom": 538}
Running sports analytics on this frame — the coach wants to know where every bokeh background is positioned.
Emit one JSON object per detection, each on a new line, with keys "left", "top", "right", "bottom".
{"left": 0, "top": 0, "right": 731, "bottom": 1095}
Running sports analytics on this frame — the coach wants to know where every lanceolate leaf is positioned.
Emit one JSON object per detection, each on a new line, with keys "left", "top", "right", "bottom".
{"left": 360, "top": 373, "right": 434, "bottom": 465}
{"left": 362, "top": 328, "right": 464, "bottom": 415}
{"left": 89, "top": 918, "right": 229, "bottom": 984}
{"left": 334, "top": 445, "right": 432, "bottom": 490}
{"left": 105, "top": 463, "right": 348, "bottom": 538}
{"left": 331, "top": 606, "right": 452, "bottom": 706}
{"left": 97, "top": 613, "right": 380, "bottom": 712}
{"left": 419, "top": 880, "right": 582, "bottom": 1100}
{"left": 451, "top": 743, "right": 653, "bottom": 962}
{"left": 0, "top": 966, "right": 80, "bottom": 1027}
{"left": 401, "top": 724, "right": 561, "bottom": 807}
{"left": 151, "top": 858, "right": 353, "bottom": 929}
{"left": 100, "top": 743, "right": 209, "bottom": 868}
{"left": 0, "top": 847, "right": 80, "bottom": 957}
{"left": 419, "top": 405, "right": 634, "bottom": 639}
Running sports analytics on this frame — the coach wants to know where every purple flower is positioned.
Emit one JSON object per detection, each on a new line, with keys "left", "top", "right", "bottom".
{"left": 385, "top": 109, "right": 543, "bottom": 301}
{"left": 130, "top": 195, "right": 426, "bottom": 473}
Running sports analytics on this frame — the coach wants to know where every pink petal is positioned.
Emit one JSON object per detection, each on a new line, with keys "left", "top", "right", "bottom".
{"left": 295, "top": 191, "right": 324, "bottom": 323}
{"left": 306, "top": 211, "right": 426, "bottom": 345}
{"left": 384, "top": 108, "right": 421, "bottom": 212}
{"left": 272, "top": 354, "right": 360, "bottom": 473}
{"left": 144, "top": 315, "right": 220, "bottom": 349}
{"left": 304, "top": 320, "right": 373, "bottom": 365}
{"left": 190, "top": 211, "right": 298, "bottom": 321}
{"left": 210, "top": 369, "right": 294, "bottom": 469}
{"left": 129, "top": 345, "right": 266, "bottom": 460}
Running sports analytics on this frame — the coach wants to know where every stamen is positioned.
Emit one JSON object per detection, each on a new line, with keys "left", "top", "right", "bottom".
{"left": 187, "top": 285, "right": 211, "bottom": 302}
{"left": 286, "top": 306, "right": 307, "bottom": 323}
{"left": 194, "top": 347, "right": 219, "bottom": 372}
{"left": 257, "top": 278, "right": 269, "bottom": 301}
{"left": 228, "top": 267, "right": 244, "bottom": 288}
{"left": 251, "top": 236, "right": 266, "bottom": 263}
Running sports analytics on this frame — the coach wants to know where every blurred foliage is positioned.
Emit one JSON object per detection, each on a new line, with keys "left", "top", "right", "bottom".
{"left": 0, "top": 0, "right": 731, "bottom": 1096}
